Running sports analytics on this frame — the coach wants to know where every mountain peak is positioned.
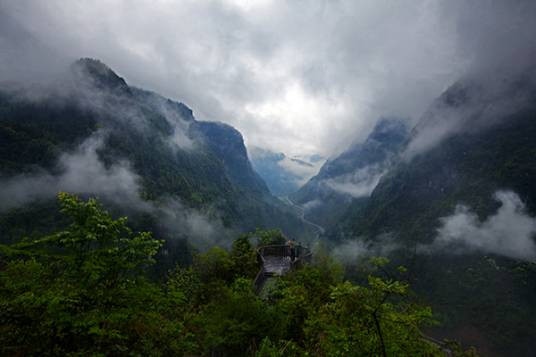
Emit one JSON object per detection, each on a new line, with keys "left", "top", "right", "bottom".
{"left": 71, "top": 58, "right": 130, "bottom": 94}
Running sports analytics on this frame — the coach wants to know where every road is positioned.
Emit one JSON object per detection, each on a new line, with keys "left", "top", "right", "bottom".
{"left": 281, "top": 196, "right": 325, "bottom": 237}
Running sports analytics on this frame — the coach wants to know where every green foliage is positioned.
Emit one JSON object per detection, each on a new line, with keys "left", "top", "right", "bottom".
{"left": 248, "top": 228, "right": 288, "bottom": 246}
{"left": 0, "top": 193, "right": 184, "bottom": 356}
{"left": 191, "top": 278, "right": 283, "bottom": 355}
{"left": 231, "top": 235, "right": 259, "bottom": 278}
{"left": 0, "top": 196, "right": 470, "bottom": 356}
{"left": 267, "top": 258, "right": 447, "bottom": 357}
{"left": 330, "top": 103, "right": 536, "bottom": 354}
{"left": 303, "top": 279, "right": 436, "bottom": 356}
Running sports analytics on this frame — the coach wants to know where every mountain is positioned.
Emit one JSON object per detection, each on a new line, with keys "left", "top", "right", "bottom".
{"left": 341, "top": 69, "right": 536, "bottom": 242}
{"left": 0, "top": 58, "right": 312, "bottom": 256}
{"left": 330, "top": 67, "right": 536, "bottom": 355}
{"left": 290, "top": 118, "right": 409, "bottom": 228}
{"left": 249, "top": 147, "right": 324, "bottom": 196}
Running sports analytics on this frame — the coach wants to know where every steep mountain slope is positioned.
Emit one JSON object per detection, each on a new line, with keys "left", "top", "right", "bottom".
{"left": 341, "top": 70, "right": 536, "bottom": 242}
{"left": 291, "top": 118, "right": 408, "bottom": 228}
{"left": 0, "top": 58, "right": 311, "bottom": 250}
{"left": 333, "top": 67, "right": 536, "bottom": 355}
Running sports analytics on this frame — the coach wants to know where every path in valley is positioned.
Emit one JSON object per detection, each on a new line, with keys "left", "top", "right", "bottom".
{"left": 281, "top": 196, "right": 325, "bottom": 238}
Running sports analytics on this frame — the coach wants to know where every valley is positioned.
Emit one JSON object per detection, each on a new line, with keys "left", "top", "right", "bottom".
{"left": 1, "top": 56, "right": 535, "bottom": 356}
{"left": 1, "top": 1, "right": 535, "bottom": 355}
{"left": 280, "top": 196, "right": 325, "bottom": 238}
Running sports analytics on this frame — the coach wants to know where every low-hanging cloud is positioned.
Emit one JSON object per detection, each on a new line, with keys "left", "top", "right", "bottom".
{"left": 277, "top": 155, "right": 324, "bottom": 186}
{"left": 403, "top": 71, "right": 536, "bottom": 159}
{"left": 420, "top": 191, "right": 536, "bottom": 261}
{"left": 141, "top": 90, "right": 196, "bottom": 151}
{"left": 331, "top": 233, "right": 399, "bottom": 264}
{"left": 301, "top": 199, "right": 322, "bottom": 213}
{"left": 403, "top": 0, "right": 536, "bottom": 159}
{"left": 0, "top": 133, "right": 142, "bottom": 211}
{"left": 0, "top": 133, "right": 228, "bottom": 248}
{"left": 323, "top": 164, "right": 386, "bottom": 198}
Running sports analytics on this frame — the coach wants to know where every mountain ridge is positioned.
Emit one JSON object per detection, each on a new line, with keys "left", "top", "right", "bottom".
{"left": 0, "top": 58, "right": 313, "bottom": 253}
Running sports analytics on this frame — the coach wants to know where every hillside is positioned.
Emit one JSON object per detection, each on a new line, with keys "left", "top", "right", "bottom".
{"left": 291, "top": 118, "right": 408, "bottom": 228}
{"left": 0, "top": 58, "right": 312, "bottom": 254}
{"left": 328, "top": 67, "right": 536, "bottom": 355}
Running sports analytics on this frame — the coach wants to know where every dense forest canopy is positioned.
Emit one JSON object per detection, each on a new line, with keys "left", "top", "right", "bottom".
{"left": 0, "top": 194, "right": 476, "bottom": 356}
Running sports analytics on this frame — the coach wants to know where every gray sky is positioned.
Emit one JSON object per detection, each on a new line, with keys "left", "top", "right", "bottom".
{"left": 1, "top": 0, "right": 534, "bottom": 158}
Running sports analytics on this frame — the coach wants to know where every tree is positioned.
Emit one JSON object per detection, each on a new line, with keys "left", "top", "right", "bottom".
{"left": 0, "top": 193, "right": 184, "bottom": 356}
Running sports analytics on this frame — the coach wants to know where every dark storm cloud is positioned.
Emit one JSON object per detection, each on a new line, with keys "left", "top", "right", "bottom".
{"left": 0, "top": 0, "right": 534, "bottom": 158}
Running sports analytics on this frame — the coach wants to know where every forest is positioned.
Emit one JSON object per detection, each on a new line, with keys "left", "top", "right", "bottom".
{"left": 0, "top": 193, "right": 477, "bottom": 356}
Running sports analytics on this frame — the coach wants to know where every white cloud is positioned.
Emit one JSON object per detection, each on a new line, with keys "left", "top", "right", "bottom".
{"left": 0, "top": 134, "right": 142, "bottom": 211}
{"left": 421, "top": 191, "right": 536, "bottom": 261}
{"left": 332, "top": 234, "right": 399, "bottom": 263}
{"left": 0, "top": 133, "right": 227, "bottom": 248}
{"left": 1, "top": 0, "right": 534, "bottom": 160}
{"left": 277, "top": 155, "right": 324, "bottom": 186}
{"left": 301, "top": 199, "right": 322, "bottom": 212}
{"left": 0, "top": 0, "right": 467, "bottom": 158}
{"left": 323, "top": 164, "right": 385, "bottom": 198}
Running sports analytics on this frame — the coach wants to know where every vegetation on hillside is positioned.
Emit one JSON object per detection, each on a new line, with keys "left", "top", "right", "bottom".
{"left": 0, "top": 58, "right": 312, "bottom": 245}
{"left": 331, "top": 105, "right": 536, "bottom": 353}
{"left": 0, "top": 194, "right": 475, "bottom": 356}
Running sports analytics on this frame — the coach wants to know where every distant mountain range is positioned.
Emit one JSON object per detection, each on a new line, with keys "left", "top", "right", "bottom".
{"left": 249, "top": 147, "right": 324, "bottom": 196}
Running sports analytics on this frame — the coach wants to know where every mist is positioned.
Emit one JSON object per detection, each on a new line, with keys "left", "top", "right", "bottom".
{"left": 420, "top": 191, "right": 536, "bottom": 262}
{"left": 0, "top": 132, "right": 228, "bottom": 249}
{"left": 404, "top": 69, "right": 536, "bottom": 159}
{"left": 403, "top": 0, "right": 536, "bottom": 159}
{"left": 323, "top": 164, "right": 386, "bottom": 199}
{"left": 331, "top": 233, "right": 399, "bottom": 264}
{"left": 0, "top": 134, "right": 140, "bottom": 211}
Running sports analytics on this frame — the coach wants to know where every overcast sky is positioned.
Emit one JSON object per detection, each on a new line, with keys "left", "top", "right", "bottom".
{"left": 1, "top": 0, "right": 534, "bottom": 158}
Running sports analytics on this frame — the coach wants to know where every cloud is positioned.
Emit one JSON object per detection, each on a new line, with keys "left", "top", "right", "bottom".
{"left": 403, "top": 69, "right": 536, "bottom": 159}
{"left": 402, "top": 0, "right": 536, "bottom": 158}
{"left": 0, "top": 0, "right": 484, "bottom": 159}
{"left": 0, "top": 133, "right": 227, "bottom": 248}
{"left": 141, "top": 90, "right": 196, "bottom": 150}
{"left": 301, "top": 199, "right": 322, "bottom": 213}
{"left": 277, "top": 155, "right": 324, "bottom": 186}
{"left": 0, "top": 133, "right": 142, "bottom": 211}
{"left": 249, "top": 147, "right": 325, "bottom": 188}
{"left": 323, "top": 164, "right": 386, "bottom": 198}
{"left": 152, "top": 198, "right": 229, "bottom": 250}
{"left": 440, "top": 0, "right": 536, "bottom": 76}
{"left": 1, "top": 0, "right": 534, "bottom": 164}
{"left": 331, "top": 234, "right": 399, "bottom": 264}
{"left": 420, "top": 191, "right": 536, "bottom": 261}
